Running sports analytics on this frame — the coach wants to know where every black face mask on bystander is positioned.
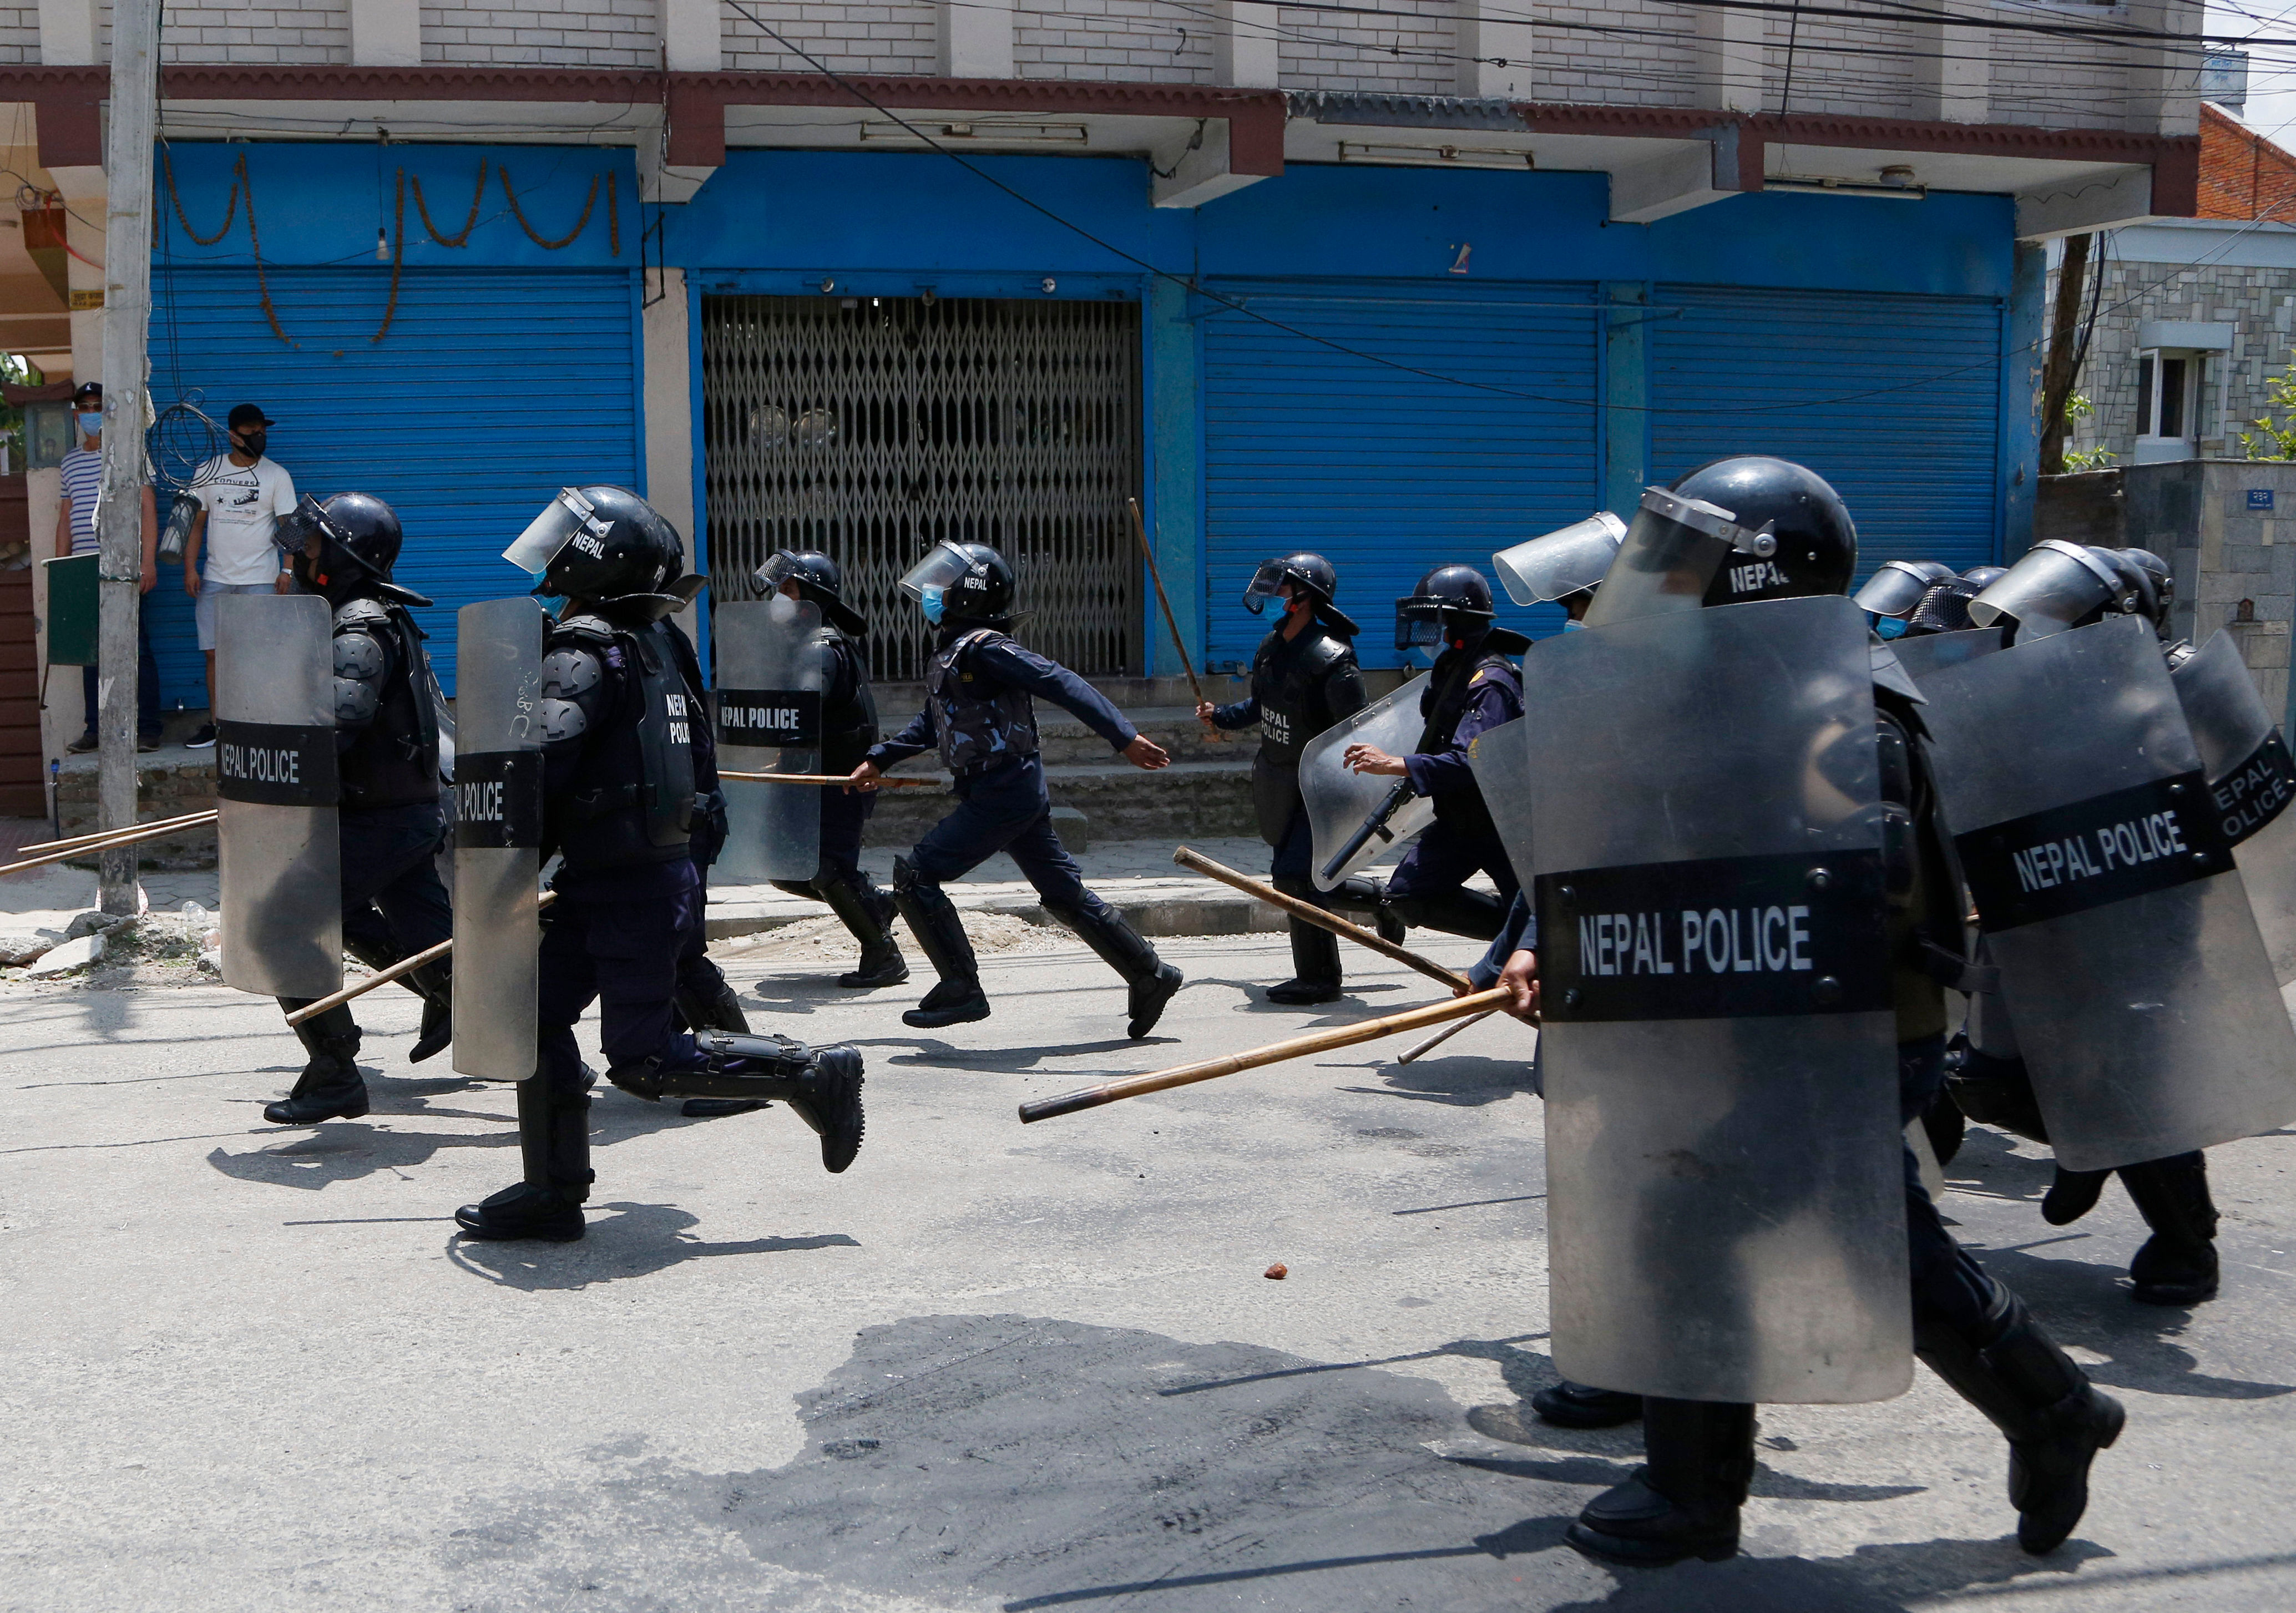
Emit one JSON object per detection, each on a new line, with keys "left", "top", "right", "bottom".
{"left": 237, "top": 429, "right": 267, "bottom": 458}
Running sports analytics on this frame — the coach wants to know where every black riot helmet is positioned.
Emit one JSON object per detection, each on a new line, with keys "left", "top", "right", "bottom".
{"left": 1243, "top": 551, "right": 1358, "bottom": 637}
{"left": 1678, "top": 457, "right": 1858, "bottom": 606}
{"left": 2118, "top": 547, "right": 2175, "bottom": 636}
{"left": 503, "top": 484, "right": 687, "bottom": 613}
{"left": 1967, "top": 540, "right": 2121, "bottom": 640}
{"left": 1853, "top": 559, "right": 1955, "bottom": 622}
{"left": 281, "top": 491, "right": 430, "bottom": 608}
{"left": 1903, "top": 575, "right": 1985, "bottom": 636}
{"left": 757, "top": 547, "right": 867, "bottom": 635}
{"left": 1395, "top": 564, "right": 1495, "bottom": 653}
{"left": 900, "top": 539, "right": 1014, "bottom": 626}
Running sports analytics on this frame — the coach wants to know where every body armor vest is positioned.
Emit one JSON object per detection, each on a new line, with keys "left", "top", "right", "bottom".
{"left": 1415, "top": 641, "right": 1517, "bottom": 838}
{"left": 548, "top": 614, "right": 696, "bottom": 868}
{"left": 927, "top": 628, "right": 1038, "bottom": 775}
{"left": 335, "top": 596, "right": 440, "bottom": 811}
{"left": 661, "top": 617, "right": 720, "bottom": 791}
{"left": 1247, "top": 625, "right": 1360, "bottom": 768}
{"left": 820, "top": 624, "right": 881, "bottom": 776}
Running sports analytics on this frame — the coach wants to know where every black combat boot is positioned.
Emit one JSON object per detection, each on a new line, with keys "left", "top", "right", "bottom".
{"left": 1942, "top": 1033, "right": 2051, "bottom": 1143}
{"left": 264, "top": 1003, "right": 369, "bottom": 1124}
{"left": 404, "top": 960, "right": 453, "bottom": 1064}
{"left": 1566, "top": 1398, "right": 1754, "bottom": 1565}
{"left": 675, "top": 957, "right": 767, "bottom": 1115}
{"left": 456, "top": 1076, "right": 593, "bottom": 1242}
{"left": 2041, "top": 1165, "right": 2110, "bottom": 1227}
{"left": 893, "top": 858, "right": 989, "bottom": 1027}
{"left": 619, "top": 1031, "right": 867, "bottom": 1172}
{"left": 1385, "top": 884, "right": 1507, "bottom": 942}
{"left": 1267, "top": 881, "right": 1343, "bottom": 1004}
{"left": 1327, "top": 874, "right": 1407, "bottom": 945}
{"left": 1914, "top": 1288, "right": 2125, "bottom": 1553}
{"left": 2118, "top": 1152, "right": 2219, "bottom": 1306}
{"left": 1042, "top": 898, "right": 1184, "bottom": 1038}
{"left": 819, "top": 869, "right": 910, "bottom": 988}
{"left": 1533, "top": 1381, "right": 1645, "bottom": 1429}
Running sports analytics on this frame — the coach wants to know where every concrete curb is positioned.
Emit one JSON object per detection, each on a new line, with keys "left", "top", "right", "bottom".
{"left": 705, "top": 888, "right": 1292, "bottom": 941}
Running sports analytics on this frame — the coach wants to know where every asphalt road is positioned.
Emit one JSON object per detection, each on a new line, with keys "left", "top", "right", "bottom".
{"left": 3, "top": 932, "right": 2293, "bottom": 1612}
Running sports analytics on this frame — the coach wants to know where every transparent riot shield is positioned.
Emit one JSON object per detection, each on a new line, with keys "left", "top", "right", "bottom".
{"left": 1916, "top": 615, "right": 2296, "bottom": 1172}
{"left": 1465, "top": 715, "right": 1535, "bottom": 884}
{"left": 713, "top": 594, "right": 826, "bottom": 884}
{"left": 1885, "top": 626, "right": 2007, "bottom": 685}
{"left": 2172, "top": 630, "right": 2296, "bottom": 985}
{"left": 1515, "top": 594, "right": 1910, "bottom": 1407}
{"left": 1301, "top": 672, "right": 1437, "bottom": 891}
{"left": 452, "top": 598, "right": 545, "bottom": 1081}
{"left": 216, "top": 593, "right": 341, "bottom": 999}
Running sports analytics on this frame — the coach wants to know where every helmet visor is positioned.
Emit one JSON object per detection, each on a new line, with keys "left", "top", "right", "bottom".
{"left": 1968, "top": 540, "right": 2120, "bottom": 639}
{"left": 1853, "top": 560, "right": 1954, "bottom": 620}
{"left": 1581, "top": 486, "right": 1774, "bottom": 630}
{"left": 1491, "top": 512, "right": 1627, "bottom": 606}
{"left": 898, "top": 540, "right": 976, "bottom": 604}
{"left": 756, "top": 550, "right": 806, "bottom": 593}
{"left": 1242, "top": 558, "right": 1294, "bottom": 615}
{"left": 503, "top": 488, "right": 601, "bottom": 575}
{"left": 1394, "top": 599, "right": 1448, "bottom": 652}
{"left": 275, "top": 493, "right": 327, "bottom": 555}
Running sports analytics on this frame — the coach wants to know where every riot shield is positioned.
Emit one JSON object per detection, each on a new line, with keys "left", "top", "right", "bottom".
{"left": 2171, "top": 630, "right": 2296, "bottom": 984}
{"left": 713, "top": 594, "right": 826, "bottom": 883}
{"left": 1514, "top": 594, "right": 1910, "bottom": 1406}
{"left": 1465, "top": 716, "right": 1535, "bottom": 884}
{"left": 1915, "top": 615, "right": 2296, "bottom": 1172}
{"left": 1885, "top": 626, "right": 2007, "bottom": 685}
{"left": 452, "top": 598, "right": 545, "bottom": 1081}
{"left": 216, "top": 593, "right": 341, "bottom": 999}
{"left": 1300, "top": 672, "right": 1437, "bottom": 891}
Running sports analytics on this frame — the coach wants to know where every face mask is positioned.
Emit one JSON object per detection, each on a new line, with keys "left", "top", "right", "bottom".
{"left": 1874, "top": 615, "right": 1908, "bottom": 640}
{"left": 237, "top": 430, "right": 267, "bottom": 457}
{"left": 1561, "top": 618, "right": 1587, "bottom": 632}
{"left": 919, "top": 586, "right": 945, "bottom": 626}
{"left": 76, "top": 412, "right": 101, "bottom": 437}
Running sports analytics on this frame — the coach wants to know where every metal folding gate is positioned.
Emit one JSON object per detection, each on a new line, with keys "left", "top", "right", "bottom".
{"left": 701, "top": 295, "right": 1142, "bottom": 681}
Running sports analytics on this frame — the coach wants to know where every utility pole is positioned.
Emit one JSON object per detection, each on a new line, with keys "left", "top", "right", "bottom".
{"left": 95, "top": 0, "right": 159, "bottom": 916}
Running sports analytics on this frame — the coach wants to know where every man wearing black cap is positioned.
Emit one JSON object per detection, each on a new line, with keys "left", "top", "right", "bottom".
{"left": 53, "top": 381, "right": 162, "bottom": 753}
{"left": 183, "top": 403, "right": 296, "bottom": 747}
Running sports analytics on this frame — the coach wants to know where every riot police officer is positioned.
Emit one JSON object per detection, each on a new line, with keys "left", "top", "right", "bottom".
{"left": 850, "top": 540, "right": 1182, "bottom": 1037}
{"left": 260, "top": 492, "right": 454, "bottom": 1125}
{"left": 758, "top": 550, "right": 906, "bottom": 990}
{"left": 1939, "top": 542, "right": 2224, "bottom": 1306}
{"left": 1340, "top": 565, "right": 1525, "bottom": 941}
{"left": 1492, "top": 459, "right": 2122, "bottom": 1565}
{"left": 456, "top": 486, "right": 866, "bottom": 1243}
{"left": 1197, "top": 554, "right": 1394, "bottom": 1004}
{"left": 659, "top": 597, "right": 748, "bottom": 1038}
{"left": 1860, "top": 561, "right": 2006, "bottom": 639}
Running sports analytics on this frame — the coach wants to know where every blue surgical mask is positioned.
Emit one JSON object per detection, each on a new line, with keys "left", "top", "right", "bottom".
{"left": 1561, "top": 618, "right": 1586, "bottom": 633}
{"left": 919, "top": 585, "right": 945, "bottom": 626}
{"left": 1874, "top": 615, "right": 1909, "bottom": 640}
{"left": 76, "top": 412, "right": 101, "bottom": 436}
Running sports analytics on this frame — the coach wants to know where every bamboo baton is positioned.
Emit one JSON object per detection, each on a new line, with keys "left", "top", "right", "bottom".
{"left": 1172, "top": 846, "right": 1469, "bottom": 991}
{"left": 1396, "top": 1008, "right": 1498, "bottom": 1064}
{"left": 284, "top": 892, "right": 558, "bottom": 1025}
{"left": 21, "top": 808, "right": 218, "bottom": 855}
{"left": 717, "top": 770, "right": 940, "bottom": 788}
{"left": 1020, "top": 987, "right": 1510, "bottom": 1122}
{"left": 0, "top": 811, "right": 220, "bottom": 878}
{"left": 1127, "top": 497, "right": 1223, "bottom": 742}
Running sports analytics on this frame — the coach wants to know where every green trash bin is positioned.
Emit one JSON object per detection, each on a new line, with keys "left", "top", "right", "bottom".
{"left": 43, "top": 552, "right": 98, "bottom": 667}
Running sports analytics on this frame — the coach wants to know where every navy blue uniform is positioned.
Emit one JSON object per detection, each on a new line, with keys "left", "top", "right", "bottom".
{"left": 1384, "top": 643, "right": 1524, "bottom": 939}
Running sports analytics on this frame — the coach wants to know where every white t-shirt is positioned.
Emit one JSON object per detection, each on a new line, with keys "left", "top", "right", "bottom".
{"left": 194, "top": 454, "right": 297, "bottom": 585}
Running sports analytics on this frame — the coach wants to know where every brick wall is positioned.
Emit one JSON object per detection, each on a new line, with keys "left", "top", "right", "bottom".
{"left": 1014, "top": 0, "right": 1211, "bottom": 84}
{"left": 1760, "top": 13, "right": 1917, "bottom": 119}
{"left": 1277, "top": 0, "right": 1454, "bottom": 97}
{"left": 719, "top": 0, "right": 935, "bottom": 75}
{"left": 2198, "top": 101, "right": 2296, "bottom": 223}
{"left": 1990, "top": 30, "right": 2132, "bottom": 132}
{"left": 99, "top": 0, "right": 352, "bottom": 64}
{"left": 1529, "top": 0, "right": 1698, "bottom": 109}
{"left": 0, "top": 6, "right": 36, "bottom": 65}
{"left": 422, "top": 0, "right": 659, "bottom": 68}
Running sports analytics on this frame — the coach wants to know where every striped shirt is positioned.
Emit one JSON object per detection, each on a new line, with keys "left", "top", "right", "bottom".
{"left": 59, "top": 447, "right": 101, "bottom": 554}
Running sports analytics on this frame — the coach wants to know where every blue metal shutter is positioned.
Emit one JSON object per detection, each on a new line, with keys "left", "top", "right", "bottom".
{"left": 1650, "top": 286, "right": 2004, "bottom": 579}
{"left": 1201, "top": 282, "right": 1603, "bottom": 669}
{"left": 144, "top": 266, "right": 640, "bottom": 705}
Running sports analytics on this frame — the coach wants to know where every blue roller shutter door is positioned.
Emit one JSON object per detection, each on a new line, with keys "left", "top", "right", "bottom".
{"left": 1201, "top": 284, "right": 1603, "bottom": 669}
{"left": 1650, "top": 286, "right": 2004, "bottom": 580}
{"left": 145, "top": 266, "right": 640, "bottom": 704}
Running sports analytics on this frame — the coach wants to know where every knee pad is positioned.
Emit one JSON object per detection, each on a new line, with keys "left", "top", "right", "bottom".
{"left": 894, "top": 854, "right": 949, "bottom": 905}
{"left": 768, "top": 878, "right": 820, "bottom": 902}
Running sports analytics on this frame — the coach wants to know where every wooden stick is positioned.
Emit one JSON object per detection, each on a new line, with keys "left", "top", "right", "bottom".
{"left": 0, "top": 812, "right": 220, "bottom": 878}
{"left": 1020, "top": 987, "right": 1510, "bottom": 1122}
{"left": 1172, "top": 846, "right": 1469, "bottom": 991}
{"left": 284, "top": 891, "right": 558, "bottom": 1024}
{"left": 717, "top": 770, "right": 940, "bottom": 788}
{"left": 1128, "top": 497, "right": 1224, "bottom": 742}
{"left": 1397, "top": 1008, "right": 1496, "bottom": 1064}
{"left": 22, "top": 808, "right": 216, "bottom": 854}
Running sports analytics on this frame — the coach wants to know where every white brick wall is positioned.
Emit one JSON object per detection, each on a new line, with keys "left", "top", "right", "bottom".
{"left": 1759, "top": 12, "right": 1917, "bottom": 119}
{"left": 1277, "top": 0, "right": 1454, "bottom": 96}
{"left": 0, "top": 5, "right": 34, "bottom": 64}
{"left": 720, "top": 0, "right": 936, "bottom": 74}
{"left": 422, "top": 0, "right": 661, "bottom": 68}
{"left": 98, "top": 1, "right": 352, "bottom": 64}
{"left": 1528, "top": 0, "right": 1697, "bottom": 109}
{"left": 1992, "top": 29, "right": 2132, "bottom": 131}
{"left": 1014, "top": 0, "right": 1211, "bottom": 85}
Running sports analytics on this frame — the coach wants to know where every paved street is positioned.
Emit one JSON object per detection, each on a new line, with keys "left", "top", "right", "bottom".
{"left": 3, "top": 929, "right": 2294, "bottom": 1611}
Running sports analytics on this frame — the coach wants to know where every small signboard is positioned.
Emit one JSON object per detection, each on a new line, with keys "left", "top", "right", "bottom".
{"left": 2250, "top": 488, "right": 2276, "bottom": 511}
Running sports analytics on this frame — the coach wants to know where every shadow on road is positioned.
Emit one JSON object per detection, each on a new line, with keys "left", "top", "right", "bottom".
{"left": 446, "top": 1201, "right": 859, "bottom": 1289}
